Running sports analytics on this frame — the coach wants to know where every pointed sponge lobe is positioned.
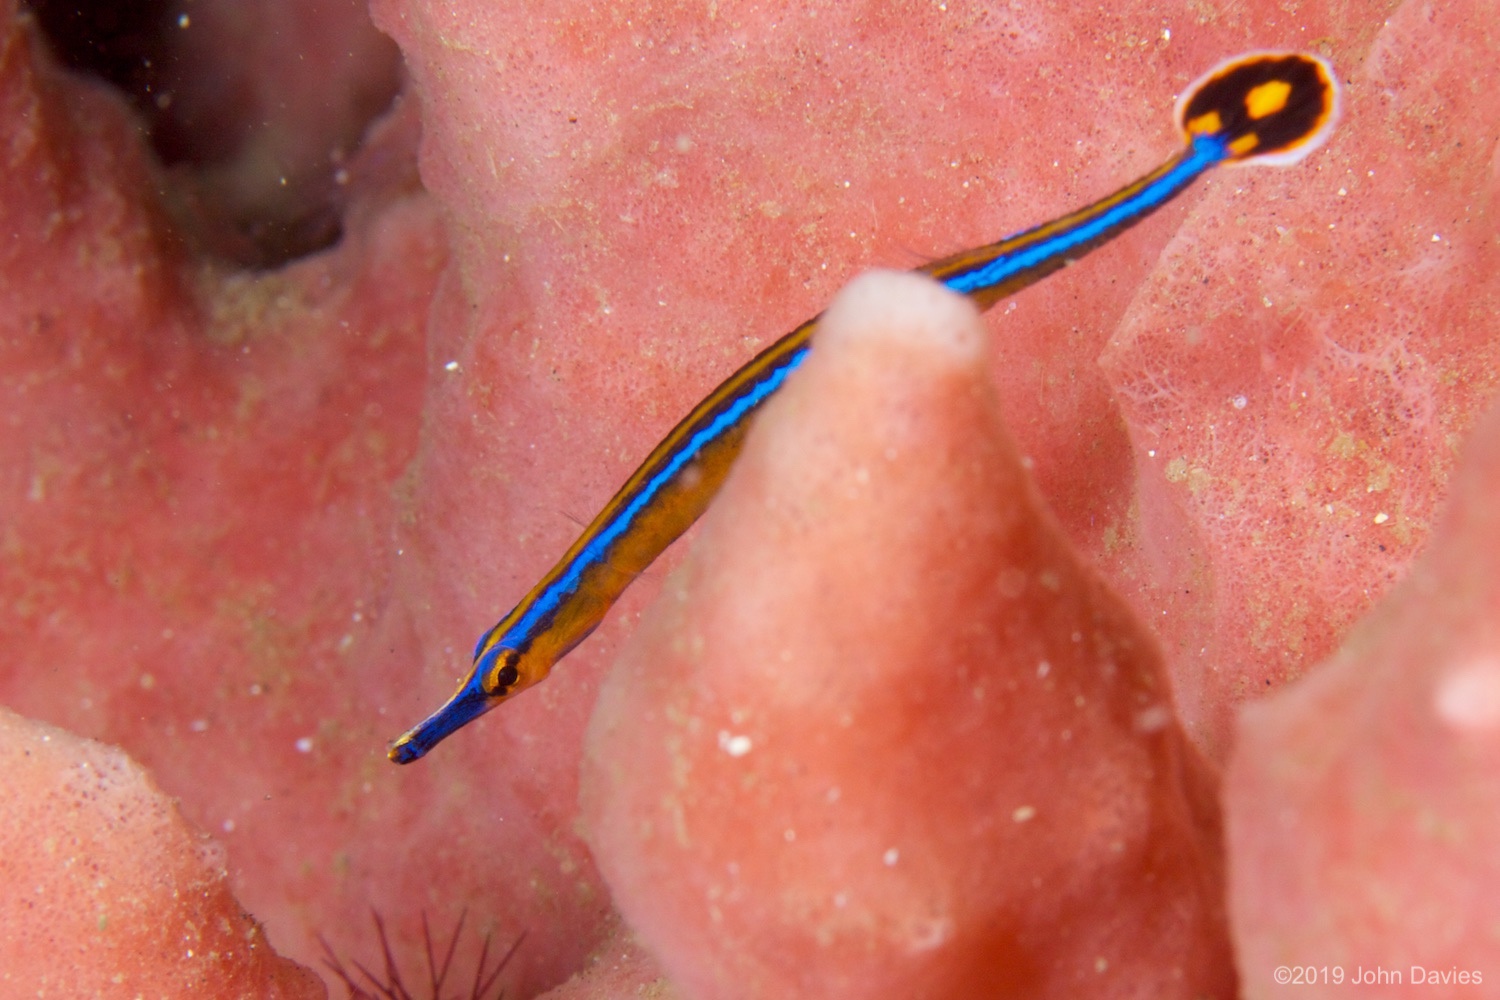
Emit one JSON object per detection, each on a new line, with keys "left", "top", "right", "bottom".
{"left": 582, "top": 271, "right": 1234, "bottom": 999}
{"left": 0, "top": 708, "right": 325, "bottom": 999}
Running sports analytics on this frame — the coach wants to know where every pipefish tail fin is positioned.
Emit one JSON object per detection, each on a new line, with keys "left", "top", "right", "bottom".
{"left": 1176, "top": 51, "right": 1340, "bottom": 167}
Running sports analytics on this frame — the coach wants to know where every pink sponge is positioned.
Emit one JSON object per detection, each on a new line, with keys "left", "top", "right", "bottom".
{"left": 1227, "top": 400, "right": 1500, "bottom": 996}
{"left": 0, "top": 707, "right": 324, "bottom": 998}
{"left": 582, "top": 272, "right": 1233, "bottom": 999}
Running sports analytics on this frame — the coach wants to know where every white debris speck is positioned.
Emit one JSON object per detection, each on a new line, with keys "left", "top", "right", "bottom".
{"left": 1134, "top": 705, "right": 1172, "bottom": 733}
{"left": 908, "top": 917, "right": 954, "bottom": 950}
{"left": 1231, "top": 395, "right": 1248, "bottom": 409}
{"left": 883, "top": 847, "right": 899, "bottom": 866}
{"left": 717, "top": 731, "right": 753, "bottom": 757}
{"left": 1435, "top": 659, "right": 1500, "bottom": 731}
{"left": 294, "top": 737, "right": 314, "bottom": 754}
{"left": 222, "top": 819, "right": 235, "bottom": 833}
{"left": 1373, "top": 512, "right": 1390, "bottom": 524}
{"left": 444, "top": 360, "right": 459, "bottom": 372}
{"left": 1036, "top": 660, "right": 1051, "bottom": 679}
{"left": 1012, "top": 805, "right": 1037, "bottom": 823}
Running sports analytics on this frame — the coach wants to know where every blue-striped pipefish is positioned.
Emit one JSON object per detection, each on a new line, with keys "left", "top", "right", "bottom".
{"left": 389, "top": 50, "right": 1339, "bottom": 764}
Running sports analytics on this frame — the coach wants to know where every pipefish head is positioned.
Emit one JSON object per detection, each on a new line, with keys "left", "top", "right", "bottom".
{"left": 1176, "top": 51, "right": 1340, "bottom": 167}
{"left": 388, "top": 645, "right": 540, "bottom": 764}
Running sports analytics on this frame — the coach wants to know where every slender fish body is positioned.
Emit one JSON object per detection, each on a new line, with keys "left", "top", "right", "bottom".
{"left": 390, "top": 51, "right": 1340, "bottom": 764}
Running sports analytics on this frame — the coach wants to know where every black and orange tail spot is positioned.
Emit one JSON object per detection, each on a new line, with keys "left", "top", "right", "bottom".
{"left": 1176, "top": 51, "right": 1340, "bottom": 166}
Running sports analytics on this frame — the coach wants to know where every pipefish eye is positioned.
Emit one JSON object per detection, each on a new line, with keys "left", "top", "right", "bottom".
{"left": 481, "top": 648, "right": 522, "bottom": 697}
{"left": 1176, "top": 51, "right": 1340, "bottom": 166}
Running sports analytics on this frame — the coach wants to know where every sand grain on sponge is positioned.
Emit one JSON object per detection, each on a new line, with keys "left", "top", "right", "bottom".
{"left": 581, "top": 271, "right": 1234, "bottom": 999}
{"left": 0, "top": 707, "right": 325, "bottom": 999}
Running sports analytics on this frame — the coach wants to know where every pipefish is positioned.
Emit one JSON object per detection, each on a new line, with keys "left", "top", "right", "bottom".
{"left": 390, "top": 51, "right": 1339, "bottom": 764}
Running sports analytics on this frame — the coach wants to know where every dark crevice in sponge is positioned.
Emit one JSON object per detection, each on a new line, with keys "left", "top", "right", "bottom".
{"left": 24, "top": 0, "right": 403, "bottom": 270}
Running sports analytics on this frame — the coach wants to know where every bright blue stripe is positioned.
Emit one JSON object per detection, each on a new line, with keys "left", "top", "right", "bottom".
{"left": 505, "top": 345, "right": 812, "bottom": 642}
{"left": 486, "top": 135, "right": 1230, "bottom": 653}
{"left": 943, "top": 136, "right": 1228, "bottom": 297}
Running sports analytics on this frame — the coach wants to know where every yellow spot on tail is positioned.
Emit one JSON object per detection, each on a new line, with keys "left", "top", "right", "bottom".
{"left": 1245, "top": 79, "right": 1292, "bottom": 119}
{"left": 1229, "top": 134, "right": 1260, "bottom": 156}
{"left": 1187, "top": 110, "right": 1223, "bottom": 136}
